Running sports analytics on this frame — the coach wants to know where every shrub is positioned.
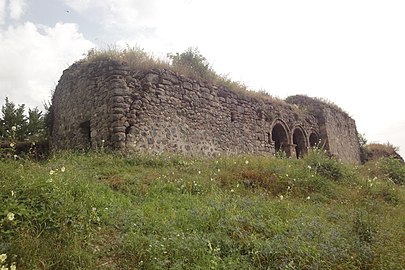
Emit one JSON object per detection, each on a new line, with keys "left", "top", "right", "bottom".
{"left": 378, "top": 157, "right": 405, "bottom": 185}
{"left": 304, "top": 150, "right": 346, "bottom": 181}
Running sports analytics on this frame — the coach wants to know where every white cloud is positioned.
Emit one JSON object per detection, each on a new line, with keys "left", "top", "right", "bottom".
{"left": 8, "top": 0, "right": 26, "bottom": 20}
{"left": 0, "top": 0, "right": 6, "bottom": 24}
{"left": 0, "top": 0, "right": 27, "bottom": 23}
{"left": 64, "top": 0, "right": 158, "bottom": 30}
{"left": 0, "top": 22, "right": 94, "bottom": 109}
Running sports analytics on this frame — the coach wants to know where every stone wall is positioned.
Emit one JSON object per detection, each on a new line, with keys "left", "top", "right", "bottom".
{"left": 286, "top": 95, "right": 361, "bottom": 163}
{"left": 51, "top": 60, "right": 360, "bottom": 163}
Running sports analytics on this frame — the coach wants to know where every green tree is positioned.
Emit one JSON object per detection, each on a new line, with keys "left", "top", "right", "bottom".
{"left": 26, "top": 107, "right": 46, "bottom": 139}
{"left": 358, "top": 133, "right": 368, "bottom": 163}
{"left": 0, "top": 97, "right": 27, "bottom": 141}
{"left": 167, "top": 47, "right": 215, "bottom": 80}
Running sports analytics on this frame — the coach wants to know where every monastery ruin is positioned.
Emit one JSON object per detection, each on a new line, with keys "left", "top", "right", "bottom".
{"left": 51, "top": 60, "right": 361, "bottom": 163}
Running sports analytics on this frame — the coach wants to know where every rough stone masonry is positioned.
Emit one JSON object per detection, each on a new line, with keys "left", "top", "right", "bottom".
{"left": 51, "top": 59, "right": 361, "bottom": 163}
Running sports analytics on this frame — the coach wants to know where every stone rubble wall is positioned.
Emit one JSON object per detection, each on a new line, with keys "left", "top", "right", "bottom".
{"left": 322, "top": 107, "right": 361, "bottom": 163}
{"left": 109, "top": 66, "right": 319, "bottom": 157}
{"left": 51, "top": 61, "right": 126, "bottom": 150}
{"left": 286, "top": 95, "right": 361, "bottom": 163}
{"left": 51, "top": 60, "right": 360, "bottom": 163}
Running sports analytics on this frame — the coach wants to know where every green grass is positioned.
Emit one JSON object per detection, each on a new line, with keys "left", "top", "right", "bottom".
{"left": 1, "top": 150, "right": 404, "bottom": 269}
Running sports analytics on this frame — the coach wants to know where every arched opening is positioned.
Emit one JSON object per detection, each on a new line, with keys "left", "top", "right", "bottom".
{"left": 293, "top": 128, "right": 307, "bottom": 158}
{"left": 271, "top": 123, "right": 289, "bottom": 155}
{"left": 309, "top": 133, "right": 319, "bottom": 148}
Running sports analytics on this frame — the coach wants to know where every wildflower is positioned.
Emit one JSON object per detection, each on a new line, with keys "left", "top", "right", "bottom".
{"left": 11, "top": 191, "right": 15, "bottom": 197}
{"left": 61, "top": 166, "right": 66, "bottom": 173}
{"left": 198, "top": 171, "right": 201, "bottom": 174}
{"left": 49, "top": 170, "right": 55, "bottom": 175}
{"left": 307, "top": 165, "right": 312, "bottom": 169}
{"left": 92, "top": 207, "right": 97, "bottom": 211}
{"left": 245, "top": 160, "right": 249, "bottom": 164}
{"left": 306, "top": 196, "right": 311, "bottom": 200}
{"left": 9, "top": 142, "right": 15, "bottom": 148}
{"left": 10, "top": 263, "right": 16, "bottom": 270}
{"left": 11, "top": 126, "right": 16, "bottom": 131}
{"left": 217, "top": 168, "right": 220, "bottom": 172}
{"left": 0, "top": 254, "right": 6, "bottom": 263}
{"left": 7, "top": 212, "right": 15, "bottom": 221}
{"left": 230, "top": 189, "right": 234, "bottom": 192}
{"left": 101, "top": 139, "right": 105, "bottom": 143}
{"left": 279, "top": 195, "right": 284, "bottom": 200}
{"left": 285, "top": 174, "right": 289, "bottom": 177}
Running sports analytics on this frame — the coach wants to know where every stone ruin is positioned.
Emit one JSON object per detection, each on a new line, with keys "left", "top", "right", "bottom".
{"left": 50, "top": 59, "right": 361, "bottom": 163}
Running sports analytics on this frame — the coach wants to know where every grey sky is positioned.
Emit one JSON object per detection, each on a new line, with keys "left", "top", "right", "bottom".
{"left": 0, "top": 0, "right": 404, "bottom": 156}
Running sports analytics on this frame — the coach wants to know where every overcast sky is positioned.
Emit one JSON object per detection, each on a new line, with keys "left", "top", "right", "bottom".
{"left": 1, "top": 0, "right": 404, "bottom": 156}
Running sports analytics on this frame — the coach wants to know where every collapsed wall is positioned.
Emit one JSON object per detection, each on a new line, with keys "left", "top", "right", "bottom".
{"left": 51, "top": 59, "right": 360, "bottom": 163}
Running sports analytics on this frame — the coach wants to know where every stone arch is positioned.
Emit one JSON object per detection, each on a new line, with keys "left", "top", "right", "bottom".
{"left": 309, "top": 132, "right": 320, "bottom": 148}
{"left": 292, "top": 126, "right": 307, "bottom": 158}
{"left": 271, "top": 119, "right": 290, "bottom": 156}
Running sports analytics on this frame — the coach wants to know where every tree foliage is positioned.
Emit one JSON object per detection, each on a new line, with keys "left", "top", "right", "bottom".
{"left": 0, "top": 97, "right": 46, "bottom": 141}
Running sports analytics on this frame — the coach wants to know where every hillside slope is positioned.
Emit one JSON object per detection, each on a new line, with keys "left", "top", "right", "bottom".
{"left": 1, "top": 151, "right": 404, "bottom": 269}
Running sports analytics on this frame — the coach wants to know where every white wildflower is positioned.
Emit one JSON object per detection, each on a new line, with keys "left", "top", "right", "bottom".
{"left": 245, "top": 160, "right": 249, "bottom": 164}
{"left": 61, "top": 166, "right": 66, "bottom": 173}
{"left": 11, "top": 126, "right": 16, "bottom": 131}
{"left": 7, "top": 212, "right": 15, "bottom": 221}
{"left": 279, "top": 195, "right": 284, "bottom": 200}
{"left": 306, "top": 196, "right": 311, "bottom": 200}
{"left": 9, "top": 143, "right": 15, "bottom": 148}
{"left": 49, "top": 170, "right": 55, "bottom": 175}
{"left": 0, "top": 254, "right": 6, "bottom": 263}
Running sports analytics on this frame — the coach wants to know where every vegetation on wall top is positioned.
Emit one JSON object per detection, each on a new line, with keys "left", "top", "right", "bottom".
{"left": 84, "top": 45, "right": 287, "bottom": 105}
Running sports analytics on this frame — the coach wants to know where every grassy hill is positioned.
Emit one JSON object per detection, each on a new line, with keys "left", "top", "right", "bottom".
{"left": 1, "top": 150, "right": 404, "bottom": 269}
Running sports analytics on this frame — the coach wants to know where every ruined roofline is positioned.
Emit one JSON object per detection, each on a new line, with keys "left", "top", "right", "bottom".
{"left": 285, "top": 94, "right": 351, "bottom": 119}
{"left": 70, "top": 58, "right": 304, "bottom": 113}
